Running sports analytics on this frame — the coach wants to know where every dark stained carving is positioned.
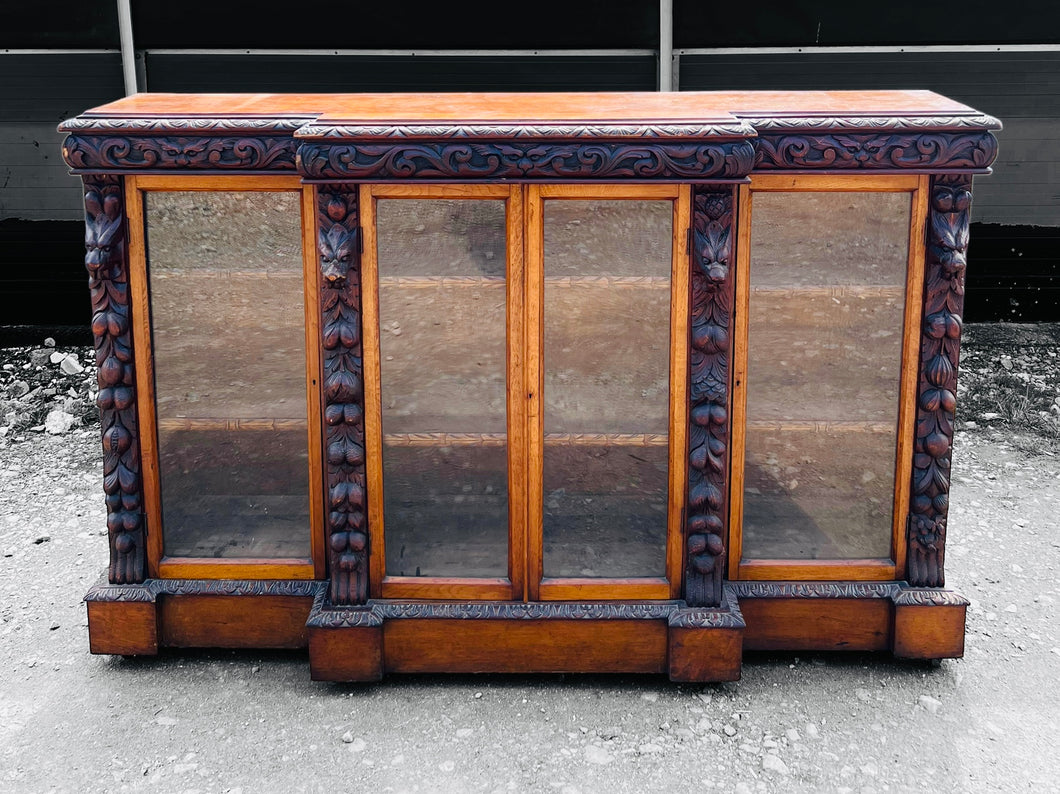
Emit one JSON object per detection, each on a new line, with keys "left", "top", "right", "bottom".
{"left": 686, "top": 186, "right": 736, "bottom": 608}
{"left": 731, "top": 581, "right": 900, "bottom": 600}
{"left": 754, "top": 132, "right": 998, "bottom": 171}
{"left": 318, "top": 185, "right": 369, "bottom": 605}
{"left": 61, "top": 135, "right": 298, "bottom": 172}
{"left": 83, "top": 176, "right": 146, "bottom": 586}
{"left": 297, "top": 140, "right": 757, "bottom": 181}
{"left": 85, "top": 577, "right": 321, "bottom": 602}
{"left": 741, "top": 113, "right": 1001, "bottom": 133}
{"left": 907, "top": 175, "right": 973, "bottom": 588}
{"left": 668, "top": 588, "right": 745, "bottom": 628}
{"left": 60, "top": 117, "right": 312, "bottom": 135}
{"left": 892, "top": 587, "right": 970, "bottom": 608}
{"left": 295, "top": 121, "right": 755, "bottom": 140}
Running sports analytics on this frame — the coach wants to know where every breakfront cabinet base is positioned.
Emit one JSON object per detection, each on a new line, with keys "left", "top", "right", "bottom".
{"left": 86, "top": 578, "right": 967, "bottom": 676}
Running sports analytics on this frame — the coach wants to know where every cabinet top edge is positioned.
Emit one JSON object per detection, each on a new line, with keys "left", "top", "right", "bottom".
{"left": 59, "top": 90, "right": 1001, "bottom": 137}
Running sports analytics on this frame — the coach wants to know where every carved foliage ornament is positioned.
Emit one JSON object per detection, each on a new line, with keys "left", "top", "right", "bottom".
{"left": 83, "top": 176, "right": 145, "bottom": 585}
{"left": 754, "top": 132, "right": 997, "bottom": 171}
{"left": 297, "top": 140, "right": 757, "bottom": 181}
{"left": 318, "top": 186, "right": 369, "bottom": 605}
{"left": 686, "top": 186, "right": 736, "bottom": 608}
{"left": 907, "top": 175, "right": 973, "bottom": 588}
{"left": 62, "top": 135, "right": 298, "bottom": 172}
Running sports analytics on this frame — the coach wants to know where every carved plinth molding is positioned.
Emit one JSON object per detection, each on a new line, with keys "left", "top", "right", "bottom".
{"left": 82, "top": 176, "right": 146, "bottom": 585}
{"left": 685, "top": 185, "right": 736, "bottom": 608}
{"left": 907, "top": 175, "right": 973, "bottom": 588}
{"left": 317, "top": 185, "right": 369, "bottom": 605}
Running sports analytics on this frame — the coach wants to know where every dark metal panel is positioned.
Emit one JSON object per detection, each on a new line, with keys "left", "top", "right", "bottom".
{"left": 144, "top": 54, "right": 658, "bottom": 93}
{"left": 0, "top": 54, "right": 125, "bottom": 122}
{"left": 674, "top": 0, "right": 1060, "bottom": 47}
{"left": 132, "top": 0, "right": 659, "bottom": 49}
{"left": 0, "top": 1, "right": 118, "bottom": 49}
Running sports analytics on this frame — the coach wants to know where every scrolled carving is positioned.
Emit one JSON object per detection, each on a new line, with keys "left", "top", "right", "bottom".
{"left": 62, "top": 135, "right": 298, "bottom": 172}
{"left": 892, "top": 587, "right": 969, "bottom": 608}
{"left": 318, "top": 185, "right": 369, "bottom": 605}
{"left": 686, "top": 186, "right": 736, "bottom": 608}
{"left": 298, "top": 140, "right": 756, "bottom": 181}
{"left": 908, "top": 175, "right": 973, "bottom": 588}
{"left": 83, "top": 176, "right": 146, "bottom": 586}
{"left": 754, "top": 132, "right": 998, "bottom": 171}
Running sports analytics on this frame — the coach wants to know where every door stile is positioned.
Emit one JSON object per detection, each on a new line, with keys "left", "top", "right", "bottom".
{"left": 525, "top": 186, "right": 546, "bottom": 601}
{"left": 506, "top": 185, "right": 528, "bottom": 601}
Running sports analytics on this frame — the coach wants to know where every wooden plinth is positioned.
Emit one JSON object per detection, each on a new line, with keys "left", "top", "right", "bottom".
{"left": 86, "top": 599, "right": 158, "bottom": 656}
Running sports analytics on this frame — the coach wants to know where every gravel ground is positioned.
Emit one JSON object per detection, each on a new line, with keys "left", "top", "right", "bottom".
{"left": 1, "top": 327, "right": 1058, "bottom": 793}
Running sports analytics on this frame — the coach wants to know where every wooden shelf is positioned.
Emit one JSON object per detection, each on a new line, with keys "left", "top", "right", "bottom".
{"left": 378, "top": 276, "right": 670, "bottom": 288}
{"left": 382, "top": 432, "right": 668, "bottom": 447}
{"left": 157, "top": 418, "right": 307, "bottom": 432}
{"left": 749, "top": 285, "right": 904, "bottom": 298}
{"left": 745, "top": 420, "right": 895, "bottom": 433}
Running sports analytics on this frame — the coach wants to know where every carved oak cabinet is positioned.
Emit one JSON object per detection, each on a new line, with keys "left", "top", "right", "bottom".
{"left": 61, "top": 91, "right": 999, "bottom": 681}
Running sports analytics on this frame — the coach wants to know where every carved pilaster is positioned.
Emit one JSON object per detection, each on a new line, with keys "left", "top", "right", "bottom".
{"left": 317, "top": 185, "right": 369, "bottom": 604}
{"left": 83, "top": 176, "right": 145, "bottom": 585}
{"left": 907, "top": 175, "right": 973, "bottom": 588}
{"left": 685, "top": 186, "right": 736, "bottom": 608}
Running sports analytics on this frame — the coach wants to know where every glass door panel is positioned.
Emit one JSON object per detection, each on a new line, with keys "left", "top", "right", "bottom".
{"left": 145, "top": 190, "right": 311, "bottom": 559}
{"left": 741, "top": 190, "right": 911, "bottom": 560}
{"left": 374, "top": 198, "right": 510, "bottom": 579}
{"left": 541, "top": 199, "right": 673, "bottom": 579}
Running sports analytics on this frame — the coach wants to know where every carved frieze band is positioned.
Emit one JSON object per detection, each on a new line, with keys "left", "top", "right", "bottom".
{"left": 60, "top": 117, "right": 313, "bottom": 135}
{"left": 82, "top": 176, "right": 146, "bottom": 585}
{"left": 742, "top": 114, "right": 1001, "bottom": 133}
{"left": 61, "top": 135, "right": 298, "bottom": 172}
{"left": 907, "top": 175, "right": 973, "bottom": 588}
{"left": 297, "top": 141, "right": 757, "bottom": 181}
{"left": 686, "top": 186, "right": 736, "bottom": 608}
{"left": 731, "top": 581, "right": 901, "bottom": 599}
{"left": 668, "top": 587, "right": 745, "bottom": 629}
{"left": 318, "top": 185, "right": 369, "bottom": 605}
{"left": 754, "top": 132, "right": 997, "bottom": 171}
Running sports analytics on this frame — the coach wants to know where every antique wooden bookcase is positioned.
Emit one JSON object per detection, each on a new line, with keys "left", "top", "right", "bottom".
{"left": 61, "top": 91, "right": 999, "bottom": 681}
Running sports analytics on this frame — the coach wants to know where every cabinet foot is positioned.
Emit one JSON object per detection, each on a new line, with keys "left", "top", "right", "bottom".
{"left": 667, "top": 587, "right": 745, "bottom": 682}
{"left": 306, "top": 592, "right": 384, "bottom": 682}
{"left": 84, "top": 581, "right": 159, "bottom": 656}
{"left": 891, "top": 587, "right": 969, "bottom": 660}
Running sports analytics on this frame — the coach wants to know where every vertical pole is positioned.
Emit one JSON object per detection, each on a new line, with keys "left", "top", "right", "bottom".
{"left": 116, "top": 0, "right": 138, "bottom": 96}
{"left": 659, "top": 0, "right": 673, "bottom": 91}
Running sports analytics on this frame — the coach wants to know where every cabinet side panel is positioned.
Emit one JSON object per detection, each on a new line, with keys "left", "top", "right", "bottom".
{"left": 906, "top": 175, "right": 973, "bottom": 587}
{"left": 686, "top": 185, "right": 736, "bottom": 607}
{"left": 83, "top": 175, "right": 146, "bottom": 585}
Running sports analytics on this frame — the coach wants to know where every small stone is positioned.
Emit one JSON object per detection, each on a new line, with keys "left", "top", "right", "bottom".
{"left": 598, "top": 727, "right": 621, "bottom": 741}
{"left": 584, "top": 745, "right": 613, "bottom": 765}
{"left": 723, "top": 724, "right": 737, "bottom": 737}
{"left": 999, "top": 356, "right": 1013, "bottom": 371}
{"left": 8, "top": 380, "right": 29, "bottom": 398}
{"left": 1004, "top": 604, "right": 1018, "bottom": 613}
{"left": 34, "top": 536, "right": 51, "bottom": 545}
{"left": 60, "top": 355, "right": 84, "bottom": 375}
{"left": 855, "top": 688, "right": 872, "bottom": 702}
{"left": 438, "top": 760, "right": 455, "bottom": 772}
{"left": 805, "top": 723, "right": 820, "bottom": 738}
{"left": 44, "top": 337, "right": 56, "bottom": 347}
{"left": 49, "top": 623, "right": 60, "bottom": 631}
{"left": 762, "top": 754, "right": 790, "bottom": 775}
{"left": 640, "top": 692, "right": 658, "bottom": 703}
{"left": 785, "top": 728, "right": 800, "bottom": 742}
{"left": 347, "top": 737, "right": 367, "bottom": 752}
{"left": 674, "top": 728, "right": 694, "bottom": 741}
{"left": 156, "top": 716, "right": 178, "bottom": 726}
{"left": 918, "top": 695, "right": 942, "bottom": 714}
{"left": 473, "top": 691, "right": 482, "bottom": 699}
{"left": 44, "top": 410, "right": 77, "bottom": 435}
{"left": 341, "top": 731, "right": 354, "bottom": 743}
{"left": 49, "top": 351, "right": 66, "bottom": 364}
{"left": 638, "top": 743, "right": 664, "bottom": 755}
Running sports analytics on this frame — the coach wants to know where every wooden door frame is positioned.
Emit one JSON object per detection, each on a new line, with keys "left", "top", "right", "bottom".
{"left": 360, "top": 184, "right": 525, "bottom": 601}
{"left": 526, "top": 184, "right": 690, "bottom": 601}
{"left": 728, "top": 173, "right": 928, "bottom": 581}
{"left": 127, "top": 174, "right": 324, "bottom": 581}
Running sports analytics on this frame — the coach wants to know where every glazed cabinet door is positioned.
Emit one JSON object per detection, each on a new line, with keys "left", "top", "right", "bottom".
{"left": 730, "top": 175, "right": 929, "bottom": 581}
{"left": 128, "top": 175, "right": 324, "bottom": 580}
{"left": 360, "top": 185, "right": 689, "bottom": 601}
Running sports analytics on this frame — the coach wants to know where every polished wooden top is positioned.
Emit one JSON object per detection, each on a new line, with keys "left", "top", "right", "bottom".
{"left": 80, "top": 90, "right": 981, "bottom": 123}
